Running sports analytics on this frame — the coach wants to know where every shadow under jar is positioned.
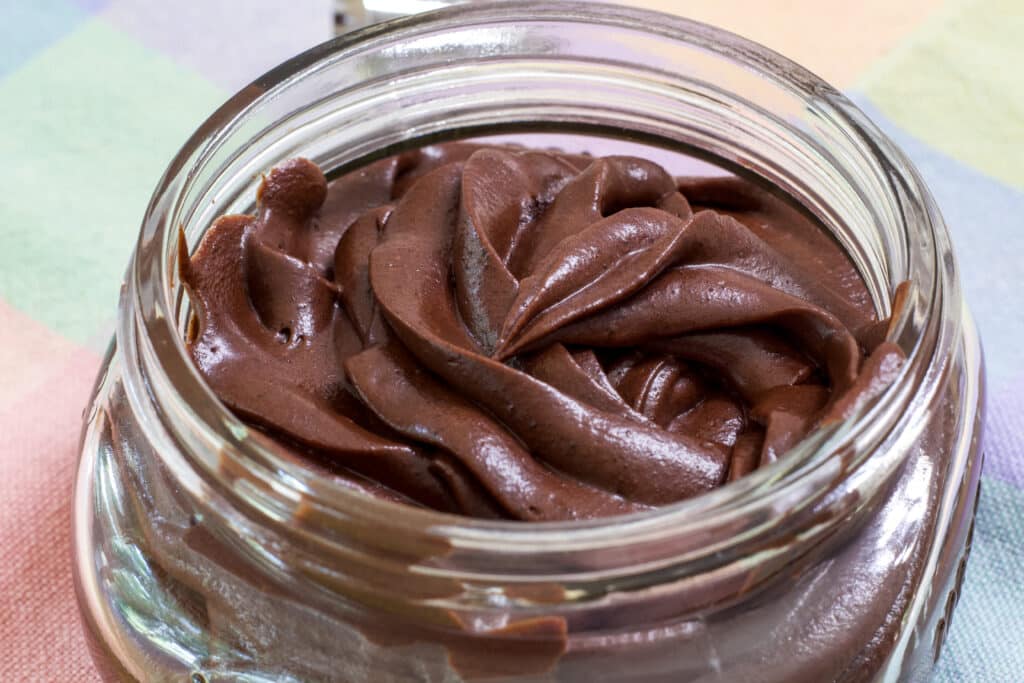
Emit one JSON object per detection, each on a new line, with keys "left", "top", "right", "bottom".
{"left": 73, "top": 3, "right": 985, "bottom": 682}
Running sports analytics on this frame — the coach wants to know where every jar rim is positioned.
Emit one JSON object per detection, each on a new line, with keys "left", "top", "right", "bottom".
{"left": 122, "top": 1, "right": 957, "bottom": 572}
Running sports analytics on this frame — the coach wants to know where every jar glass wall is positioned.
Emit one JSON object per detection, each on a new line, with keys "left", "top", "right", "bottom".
{"left": 73, "top": 3, "right": 984, "bottom": 681}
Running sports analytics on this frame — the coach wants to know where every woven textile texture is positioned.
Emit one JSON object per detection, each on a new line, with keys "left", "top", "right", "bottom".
{"left": 1, "top": 0, "right": 1020, "bottom": 679}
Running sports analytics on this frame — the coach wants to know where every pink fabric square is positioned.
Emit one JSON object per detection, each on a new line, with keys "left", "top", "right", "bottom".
{"left": 0, "top": 302, "right": 101, "bottom": 680}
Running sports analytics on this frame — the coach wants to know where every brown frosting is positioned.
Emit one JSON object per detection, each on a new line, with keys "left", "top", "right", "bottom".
{"left": 182, "top": 143, "right": 902, "bottom": 522}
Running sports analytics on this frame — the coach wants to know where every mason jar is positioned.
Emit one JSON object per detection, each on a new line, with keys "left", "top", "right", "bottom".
{"left": 73, "top": 3, "right": 985, "bottom": 681}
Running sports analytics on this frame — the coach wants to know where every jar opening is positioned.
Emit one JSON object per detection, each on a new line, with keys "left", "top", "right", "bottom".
{"left": 121, "top": 2, "right": 953, "bottom": 576}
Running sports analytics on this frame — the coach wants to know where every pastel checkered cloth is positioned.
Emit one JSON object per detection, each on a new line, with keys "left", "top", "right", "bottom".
{"left": 1, "top": 1, "right": 1020, "bottom": 679}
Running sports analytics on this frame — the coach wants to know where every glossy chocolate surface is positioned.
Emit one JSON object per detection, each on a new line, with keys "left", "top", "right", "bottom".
{"left": 183, "top": 143, "right": 901, "bottom": 521}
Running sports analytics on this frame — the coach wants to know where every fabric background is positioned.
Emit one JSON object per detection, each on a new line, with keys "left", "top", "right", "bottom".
{"left": 1, "top": 0, "right": 1020, "bottom": 679}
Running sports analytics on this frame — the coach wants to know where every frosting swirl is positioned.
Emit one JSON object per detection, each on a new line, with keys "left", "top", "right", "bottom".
{"left": 183, "top": 143, "right": 903, "bottom": 521}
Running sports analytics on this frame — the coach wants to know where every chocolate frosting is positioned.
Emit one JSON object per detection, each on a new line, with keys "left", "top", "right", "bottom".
{"left": 182, "top": 143, "right": 902, "bottom": 521}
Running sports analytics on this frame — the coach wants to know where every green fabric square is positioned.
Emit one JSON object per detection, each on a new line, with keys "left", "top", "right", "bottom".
{"left": 0, "top": 18, "right": 224, "bottom": 342}
{"left": 861, "top": 0, "right": 1024, "bottom": 190}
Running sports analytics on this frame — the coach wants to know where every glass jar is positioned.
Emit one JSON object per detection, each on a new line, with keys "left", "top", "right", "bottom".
{"left": 73, "top": 3, "right": 985, "bottom": 681}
